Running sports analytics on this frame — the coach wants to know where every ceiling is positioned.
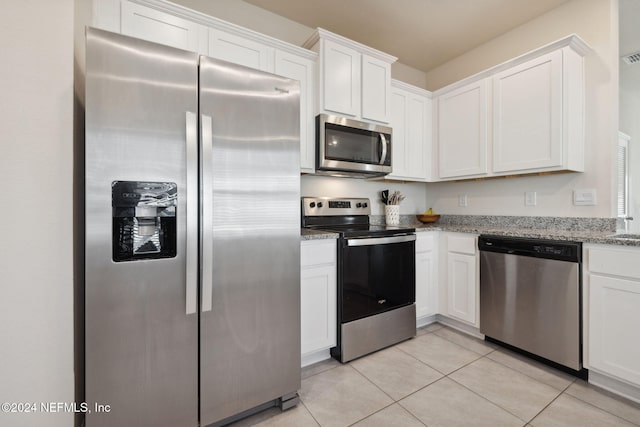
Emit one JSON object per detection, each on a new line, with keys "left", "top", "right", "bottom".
{"left": 243, "top": 0, "right": 572, "bottom": 72}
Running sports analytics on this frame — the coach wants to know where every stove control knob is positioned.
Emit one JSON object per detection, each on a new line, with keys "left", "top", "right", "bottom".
{"left": 356, "top": 203, "right": 362, "bottom": 208}
{"left": 363, "top": 202, "right": 368, "bottom": 208}
{"left": 317, "top": 202, "right": 324, "bottom": 208}
{"left": 309, "top": 202, "right": 316, "bottom": 208}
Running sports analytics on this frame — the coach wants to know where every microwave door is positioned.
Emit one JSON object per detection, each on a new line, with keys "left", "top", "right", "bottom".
{"left": 317, "top": 114, "right": 392, "bottom": 175}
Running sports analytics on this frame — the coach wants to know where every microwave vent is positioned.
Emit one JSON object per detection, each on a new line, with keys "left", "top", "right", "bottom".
{"left": 622, "top": 51, "right": 640, "bottom": 65}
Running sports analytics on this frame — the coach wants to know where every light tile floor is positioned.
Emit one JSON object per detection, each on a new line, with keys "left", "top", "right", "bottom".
{"left": 231, "top": 323, "right": 640, "bottom": 426}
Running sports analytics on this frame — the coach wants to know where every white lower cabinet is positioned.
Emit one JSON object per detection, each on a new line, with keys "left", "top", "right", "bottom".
{"left": 440, "top": 233, "right": 479, "bottom": 327}
{"left": 584, "top": 245, "right": 640, "bottom": 391}
{"left": 300, "top": 239, "right": 337, "bottom": 366}
{"left": 415, "top": 233, "right": 438, "bottom": 324}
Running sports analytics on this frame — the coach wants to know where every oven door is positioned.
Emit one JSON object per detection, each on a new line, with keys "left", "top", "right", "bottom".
{"left": 340, "top": 234, "right": 416, "bottom": 323}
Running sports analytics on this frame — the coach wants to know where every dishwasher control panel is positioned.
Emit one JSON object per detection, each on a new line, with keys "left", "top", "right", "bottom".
{"left": 479, "top": 236, "right": 581, "bottom": 263}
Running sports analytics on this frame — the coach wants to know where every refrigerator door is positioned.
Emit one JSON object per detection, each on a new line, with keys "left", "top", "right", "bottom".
{"left": 199, "top": 57, "right": 301, "bottom": 425}
{"left": 85, "top": 28, "right": 198, "bottom": 427}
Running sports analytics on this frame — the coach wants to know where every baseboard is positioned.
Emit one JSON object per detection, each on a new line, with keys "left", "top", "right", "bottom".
{"left": 416, "top": 314, "right": 438, "bottom": 328}
{"left": 436, "top": 314, "right": 484, "bottom": 339}
{"left": 588, "top": 370, "right": 640, "bottom": 404}
{"left": 301, "top": 349, "right": 331, "bottom": 367}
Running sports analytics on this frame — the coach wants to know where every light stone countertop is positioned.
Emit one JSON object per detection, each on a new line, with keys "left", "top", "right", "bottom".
{"left": 301, "top": 214, "right": 640, "bottom": 247}
{"left": 412, "top": 223, "right": 640, "bottom": 247}
{"left": 301, "top": 228, "right": 339, "bottom": 241}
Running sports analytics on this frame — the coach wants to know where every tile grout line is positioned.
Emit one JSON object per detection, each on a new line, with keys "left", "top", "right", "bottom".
{"left": 524, "top": 380, "right": 574, "bottom": 425}
{"left": 558, "top": 386, "right": 640, "bottom": 427}
{"left": 444, "top": 354, "right": 530, "bottom": 424}
{"left": 298, "top": 399, "right": 323, "bottom": 427}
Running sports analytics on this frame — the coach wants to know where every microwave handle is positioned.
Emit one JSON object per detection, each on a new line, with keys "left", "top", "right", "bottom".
{"left": 379, "top": 133, "right": 388, "bottom": 165}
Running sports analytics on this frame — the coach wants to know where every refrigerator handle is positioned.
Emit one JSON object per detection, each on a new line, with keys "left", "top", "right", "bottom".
{"left": 186, "top": 112, "right": 198, "bottom": 315}
{"left": 201, "top": 114, "right": 214, "bottom": 313}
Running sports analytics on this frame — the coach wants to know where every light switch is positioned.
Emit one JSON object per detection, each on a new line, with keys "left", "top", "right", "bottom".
{"left": 458, "top": 194, "right": 468, "bottom": 207}
{"left": 525, "top": 191, "right": 537, "bottom": 206}
{"left": 573, "top": 189, "right": 597, "bottom": 206}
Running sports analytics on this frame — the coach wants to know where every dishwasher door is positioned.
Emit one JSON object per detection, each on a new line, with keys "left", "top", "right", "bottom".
{"left": 480, "top": 248, "right": 581, "bottom": 370}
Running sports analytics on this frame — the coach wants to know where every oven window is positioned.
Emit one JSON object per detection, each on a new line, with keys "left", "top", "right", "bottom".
{"left": 341, "top": 239, "right": 415, "bottom": 323}
{"left": 325, "top": 123, "right": 391, "bottom": 166}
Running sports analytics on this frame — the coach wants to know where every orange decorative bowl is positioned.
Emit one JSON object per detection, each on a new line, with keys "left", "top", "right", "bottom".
{"left": 416, "top": 214, "right": 441, "bottom": 223}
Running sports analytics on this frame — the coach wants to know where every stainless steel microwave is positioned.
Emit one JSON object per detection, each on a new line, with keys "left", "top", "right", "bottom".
{"left": 316, "top": 114, "right": 392, "bottom": 178}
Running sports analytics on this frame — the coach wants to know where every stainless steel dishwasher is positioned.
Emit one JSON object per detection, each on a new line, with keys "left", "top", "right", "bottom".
{"left": 479, "top": 235, "right": 583, "bottom": 373}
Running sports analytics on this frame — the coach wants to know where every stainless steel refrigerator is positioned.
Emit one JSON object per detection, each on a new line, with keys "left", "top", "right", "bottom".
{"left": 84, "top": 27, "right": 301, "bottom": 427}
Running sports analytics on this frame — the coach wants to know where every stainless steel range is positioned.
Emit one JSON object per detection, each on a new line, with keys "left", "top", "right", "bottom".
{"left": 302, "top": 197, "right": 416, "bottom": 362}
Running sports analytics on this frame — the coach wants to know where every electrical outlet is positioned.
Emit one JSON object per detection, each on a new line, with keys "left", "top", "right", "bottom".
{"left": 573, "top": 189, "right": 597, "bottom": 206}
{"left": 525, "top": 191, "right": 537, "bottom": 206}
{"left": 458, "top": 194, "right": 468, "bottom": 207}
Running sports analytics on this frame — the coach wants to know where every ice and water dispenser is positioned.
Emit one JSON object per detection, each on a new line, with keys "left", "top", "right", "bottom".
{"left": 112, "top": 181, "right": 177, "bottom": 262}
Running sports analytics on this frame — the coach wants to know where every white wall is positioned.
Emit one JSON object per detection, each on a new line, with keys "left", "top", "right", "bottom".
{"left": 425, "top": 0, "right": 618, "bottom": 218}
{"left": 0, "top": 1, "right": 75, "bottom": 426}
{"left": 301, "top": 175, "right": 428, "bottom": 217}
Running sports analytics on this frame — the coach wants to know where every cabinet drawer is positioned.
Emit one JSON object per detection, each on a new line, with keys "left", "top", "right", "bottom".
{"left": 447, "top": 234, "right": 477, "bottom": 255}
{"left": 588, "top": 247, "right": 640, "bottom": 279}
{"left": 301, "top": 240, "right": 336, "bottom": 267}
{"left": 416, "top": 233, "right": 436, "bottom": 253}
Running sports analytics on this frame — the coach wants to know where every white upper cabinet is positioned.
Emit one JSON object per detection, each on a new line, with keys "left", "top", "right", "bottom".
{"left": 304, "top": 28, "right": 396, "bottom": 124}
{"left": 361, "top": 55, "right": 392, "bottom": 123}
{"left": 208, "top": 29, "right": 274, "bottom": 72}
{"left": 492, "top": 51, "right": 562, "bottom": 173}
{"left": 321, "top": 39, "right": 361, "bottom": 117}
{"left": 433, "top": 35, "right": 590, "bottom": 181}
{"left": 436, "top": 80, "right": 488, "bottom": 179}
{"left": 388, "top": 80, "right": 432, "bottom": 181}
{"left": 120, "top": 1, "right": 206, "bottom": 53}
{"left": 275, "top": 51, "right": 316, "bottom": 173}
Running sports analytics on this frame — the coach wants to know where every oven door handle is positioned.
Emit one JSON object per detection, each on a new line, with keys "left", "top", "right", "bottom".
{"left": 346, "top": 234, "right": 416, "bottom": 247}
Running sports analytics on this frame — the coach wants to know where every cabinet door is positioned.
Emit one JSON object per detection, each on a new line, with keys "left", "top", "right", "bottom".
{"left": 406, "top": 94, "right": 429, "bottom": 179}
{"left": 447, "top": 253, "right": 477, "bottom": 325}
{"left": 322, "top": 39, "right": 360, "bottom": 117}
{"left": 589, "top": 274, "right": 640, "bottom": 385}
{"left": 416, "top": 235, "right": 438, "bottom": 319}
{"left": 361, "top": 54, "right": 391, "bottom": 123}
{"left": 121, "top": 1, "right": 203, "bottom": 53}
{"left": 275, "top": 50, "right": 315, "bottom": 173}
{"left": 388, "top": 87, "right": 430, "bottom": 181}
{"left": 437, "top": 80, "right": 488, "bottom": 178}
{"left": 389, "top": 89, "right": 408, "bottom": 178}
{"left": 301, "top": 264, "right": 337, "bottom": 356}
{"left": 492, "top": 51, "right": 562, "bottom": 173}
{"left": 208, "top": 29, "right": 274, "bottom": 72}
